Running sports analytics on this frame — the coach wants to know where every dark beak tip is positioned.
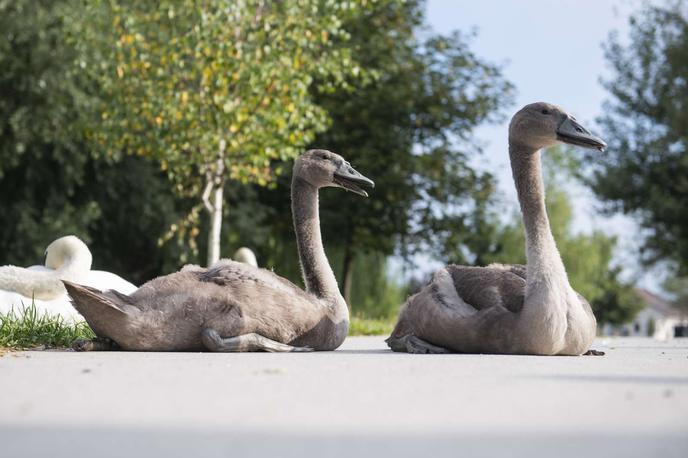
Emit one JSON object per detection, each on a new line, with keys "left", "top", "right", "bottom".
{"left": 557, "top": 117, "right": 607, "bottom": 152}
{"left": 593, "top": 138, "right": 607, "bottom": 152}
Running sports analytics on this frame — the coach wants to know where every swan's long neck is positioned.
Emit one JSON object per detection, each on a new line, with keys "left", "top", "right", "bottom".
{"left": 509, "top": 143, "right": 568, "bottom": 282}
{"left": 0, "top": 237, "right": 92, "bottom": 300}
{"left": 291, "top": 176, "right": 347, "bottom": 314}
{"left": 509, "top": 142, "right": 572, "bottom": 352}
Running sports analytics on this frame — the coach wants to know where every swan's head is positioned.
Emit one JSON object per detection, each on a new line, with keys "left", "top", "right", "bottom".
{"left": 232, "top": 247, "right": 258, "bottom": 267}
{"left": 294, "top": 149, "right": 375, "bottom": 197}
{"left": 509, "top": 102, "right": 606, "bottom": 152}
{"left": 45, "top": 236, "right": 93, "bottom": 272}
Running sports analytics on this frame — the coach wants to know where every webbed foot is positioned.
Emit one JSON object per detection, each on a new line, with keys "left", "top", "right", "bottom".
{"left": 386, "top": 335, "right": 451, "bottom": 354}
{"left": 583, "top": 349, "right": 605, "bottom": 356}
{"left": 406, "top": 335, "right": 451, "bottom": 354}
{"left": 72, "top": 337, "right": 120, "bottom": 352}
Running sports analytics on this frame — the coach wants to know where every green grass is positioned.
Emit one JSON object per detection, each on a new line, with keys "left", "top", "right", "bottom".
{"left": 0, "top": 302, "right": 94, "bottom": 349}
{"left": 349, "top": 316, "right": 395, "bottom": 336}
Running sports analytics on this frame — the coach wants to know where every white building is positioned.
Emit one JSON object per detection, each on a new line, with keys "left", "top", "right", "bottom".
{"left": 602, "top": 289, "right": 688, "bottom": 340}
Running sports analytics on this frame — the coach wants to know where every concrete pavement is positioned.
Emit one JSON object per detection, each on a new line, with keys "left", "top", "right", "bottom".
{"left": 0, "top": 337, "right": 686, "bottom": 457}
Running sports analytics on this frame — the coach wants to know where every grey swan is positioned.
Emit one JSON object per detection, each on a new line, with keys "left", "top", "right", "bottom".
{"left": 64, "top": 149, "right": 374, "bottom": 352}
{"left": 387, "top": 102, "right": 607, "bottom": 356}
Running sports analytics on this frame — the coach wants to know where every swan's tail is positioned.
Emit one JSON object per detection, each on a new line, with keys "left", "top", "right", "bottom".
{"left": 62, "top": 281, "right": 135, "bottom": 339}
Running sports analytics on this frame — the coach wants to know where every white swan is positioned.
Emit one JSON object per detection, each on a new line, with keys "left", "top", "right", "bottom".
{"left": 0, "top": 236, "right": 137, "bottom": 321}
{"left": 232, "top": 247, "right": 258, "bottom": 267}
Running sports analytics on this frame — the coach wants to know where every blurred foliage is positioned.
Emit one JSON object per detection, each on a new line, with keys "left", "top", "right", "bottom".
{"left": 80, "top": 0, "right": 362, "bottom": 185}
{"left": 81, "top": 157, "right": 194, "bottom": 280}
{"left": 481, "top": 147, "right": 644, "bottom": 325}
{"left": 590, "top": 1, "right": 688, "bottom": 274}
{"left": 0, "top": 0, "right": 98, "bottom": 263}
{"left": 75, "top": 0, "right": 371, "bottom": 264}
{"left": 664, "top": 276, "right": 688, "bottom": 316}
{"left": 349, "top": 315, "right": 395, "bottom": 336}
{"left": 0, "top": 0, "right": 192, "bottom": 283}
{"left": 231, "top": 0, "right": 514, "bottom": 304}
{"left": 592, "top": 271, "right": 646, "bottom": 325}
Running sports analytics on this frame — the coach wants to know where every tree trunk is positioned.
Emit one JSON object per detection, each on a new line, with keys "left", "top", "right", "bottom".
{"left": 342, "top": 246, "right": 354, "bottom": 306}
{"left": 203, "top": 141, "right": 226, "bottom": 267}
{"left": 206, "top": 182, "right": 224, "bottom": 266}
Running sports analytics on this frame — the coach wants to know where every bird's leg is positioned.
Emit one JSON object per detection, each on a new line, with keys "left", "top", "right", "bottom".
{"left": 405, "top": 335, "right": 452, "bottom": 354}
{"left": 72, "top": 337, "right": 120, "bottom": 352}
{"left": 201, "top": 329, "right": 313, "bottom": 352}
{"left": 385, "top": 335, "right": 408, "bottom": 352}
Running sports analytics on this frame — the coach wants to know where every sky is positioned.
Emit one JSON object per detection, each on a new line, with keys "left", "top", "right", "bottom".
{"left": 421, "top": 0, "right": 664, "bottom": 289}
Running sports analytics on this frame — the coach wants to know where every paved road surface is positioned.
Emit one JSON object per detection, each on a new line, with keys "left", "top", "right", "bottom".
{"left": 1, "top": 337, "right": 686, "bottom": 457}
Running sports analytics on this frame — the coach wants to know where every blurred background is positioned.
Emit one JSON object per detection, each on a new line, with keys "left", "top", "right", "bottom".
{"left": 1, "top": 0, "right": 686, "bottom": 336}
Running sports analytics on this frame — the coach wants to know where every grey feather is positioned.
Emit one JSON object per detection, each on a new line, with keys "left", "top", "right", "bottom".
{"left": 64, "top": 150, "right": 374, "bottom": 352}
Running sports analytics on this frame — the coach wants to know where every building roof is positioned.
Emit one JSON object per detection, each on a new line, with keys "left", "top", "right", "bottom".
{"left": 634, "top": 288, "right": 681, "bottom": 318}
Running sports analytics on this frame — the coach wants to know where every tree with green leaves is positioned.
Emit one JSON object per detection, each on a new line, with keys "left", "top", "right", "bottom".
{"left": 237, "top": 0, "right": 513, "bottom": 303}
{"left": 591, "top": 2, "right": 688, "bottom": 273}
{"left": 0, "top": 0, "right": 97, "bottom": 263}
{"left": 664, "top": 276, "right": 688, "bottom": 316}
{"left": 79, "top": 0, "right": 368, "bottom": 265}
{"left": 481, "top": 147, "right": 644, "bottom": 325}
{"left": 0, "top": 0, "right": 192, "bottom": 284}
{"left": 316, "top": 1, "right": 513, "bottom": 303}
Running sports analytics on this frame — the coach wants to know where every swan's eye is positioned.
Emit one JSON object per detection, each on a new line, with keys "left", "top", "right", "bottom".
{"left": 541, "top": 109, "right": 550, "bottom": 115}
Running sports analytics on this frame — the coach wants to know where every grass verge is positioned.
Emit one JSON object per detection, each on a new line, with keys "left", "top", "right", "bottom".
{"left": 0, "top": 302, "right": 94, "bottom": 349}
{"left": 0, "top": 303, "right": 393, "bottom": 349}
{"left": 349, "top": 316, "right": 395, "bottom": 336}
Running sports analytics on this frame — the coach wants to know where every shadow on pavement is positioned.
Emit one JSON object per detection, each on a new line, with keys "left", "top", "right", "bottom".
{"left": 2, "top": 424, "right": 686, "bottom": 458}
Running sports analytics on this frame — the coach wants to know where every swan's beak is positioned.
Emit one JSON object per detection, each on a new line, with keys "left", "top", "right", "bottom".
{"left": 333, "top": 162, "right": 375, "bottom": 197}
{"left": 556, "top": 116, "right": 607, "bottom": 151}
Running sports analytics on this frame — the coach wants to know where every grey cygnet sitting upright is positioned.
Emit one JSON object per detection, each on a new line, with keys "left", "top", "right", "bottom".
{"left": 65, "top": 149, "right": 374, "bottom": 352}
{"left": 387, "top": 102, "right": 606, "bottom": 356}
